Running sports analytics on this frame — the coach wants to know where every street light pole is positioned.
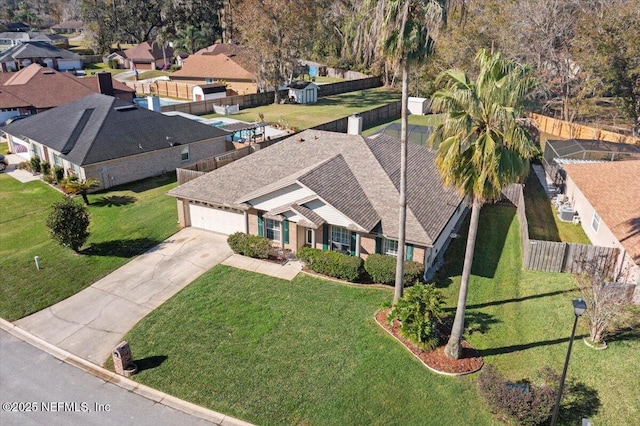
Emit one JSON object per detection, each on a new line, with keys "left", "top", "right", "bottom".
{"left": 550, "top": 298, "right": 587, "bottom": 426}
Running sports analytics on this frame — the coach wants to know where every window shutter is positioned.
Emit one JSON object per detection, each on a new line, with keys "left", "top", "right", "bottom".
{"left": 283, "top": 220, "right": 289, "bottom": 244}
{"left": 322, "top": 224, "right": 329, "bottom": 250}
{"left": 350, "top": 232, "right": 356, "bottom": 256}
{"left": 257, "top": 212, "right": 263, "bottom": 237}
{"left": 406, "top": 244, "right": 414, "bottom": 261}
{"left": 375, "top": 237, "right": 382, "bottom": 254}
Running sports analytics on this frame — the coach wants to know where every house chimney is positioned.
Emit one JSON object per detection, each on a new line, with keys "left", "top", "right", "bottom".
{"left": 147, "top": 96, "right": 161, "bottom": 112}
{"left": 347, "top": 115, "right": 363, "bottom": 136}
{"left": 97, "top": 72, "right": 114, "bottom": 96}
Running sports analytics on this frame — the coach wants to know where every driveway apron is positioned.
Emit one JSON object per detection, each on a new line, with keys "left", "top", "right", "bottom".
{"left": 15, "top": 228, "right": 232, "bottom": 365}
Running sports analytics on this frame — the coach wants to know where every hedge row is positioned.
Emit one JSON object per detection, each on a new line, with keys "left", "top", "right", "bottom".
{"left": 364, "top": 253, "right": 424, "bottom": 285}
{"left": 297, "top": 247, "right": 363, "bottom": 282}
{"left": 227, "top": 232, "right": 270, "bottom": 259}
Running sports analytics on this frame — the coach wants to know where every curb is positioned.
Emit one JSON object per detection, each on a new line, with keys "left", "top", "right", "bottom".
{"left": 0, "top": 318, "right": 255, "bottom": 426}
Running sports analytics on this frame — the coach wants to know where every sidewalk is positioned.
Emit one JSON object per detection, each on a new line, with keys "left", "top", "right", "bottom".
{"left": 2, "top": 153, "right": 41, "bottom": 183}
{"left": 222, "top": 254, "right": 303, "bottom": 280}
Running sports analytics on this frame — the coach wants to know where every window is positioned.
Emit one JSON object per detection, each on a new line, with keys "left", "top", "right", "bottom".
{"left": 53, "top": 153, "right": 63, "bottom": 167}
{"left": 205, "top": 78, "right": 214, "bottom": 84}
{"left": 180, "top": 145, "right": 189, "bottom": 161}
{"left": 265, "top": 219, "right": 281, "bottom": 241}
{"left": 591, "top": 211, "right": 600, "bottom": 233}
{"left": 71, "top": 163, "right": 81, "bottom": 176}
{"left": 383, "top": 239, "right": 398, "bottom": 256}
{"left": 331, "top": 226, "right": 351, "bottom": 253}
{"left": 305, "top": 228, "right": 313, "bottom": 246}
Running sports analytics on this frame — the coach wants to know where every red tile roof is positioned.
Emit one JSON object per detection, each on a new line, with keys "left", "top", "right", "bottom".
{"left": 563, "top": 160, "right": 640, "bottom": 265}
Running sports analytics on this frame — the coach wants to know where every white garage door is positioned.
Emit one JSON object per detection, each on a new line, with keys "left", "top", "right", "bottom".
{"left": 189, "top": 204, "right": 245, "bottom": 235}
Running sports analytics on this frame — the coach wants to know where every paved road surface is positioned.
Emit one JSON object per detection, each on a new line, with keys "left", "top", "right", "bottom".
{"left": 0, "top": 330, "right": 213, "bottom": 426}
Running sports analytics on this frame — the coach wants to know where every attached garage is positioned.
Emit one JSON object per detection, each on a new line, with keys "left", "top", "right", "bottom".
{"left": 188, "top": 203, "right": 245, "bottom": 235}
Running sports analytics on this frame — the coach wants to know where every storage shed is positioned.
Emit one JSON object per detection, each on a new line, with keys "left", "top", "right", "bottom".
{"left": 193, "top": 83, "right": 227, "bottom": 101}
{"left": 288, "top": 81, "right": 318, "bottom": 104}
{"left": 408, "top": 97, "right": 430, "bottom": 115}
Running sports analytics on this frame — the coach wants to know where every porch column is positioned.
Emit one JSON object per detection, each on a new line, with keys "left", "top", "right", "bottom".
{"left": 244, "top": 210, "right": 249, "bottom": 234}
{"left": 311, "top": 228, "right": 316, "bottom": 248}
{"left": 280, "top": 222, "right": 284, "bottom": 248}
{"left": 355, "top": 233, "right": 361, "bottom": 257}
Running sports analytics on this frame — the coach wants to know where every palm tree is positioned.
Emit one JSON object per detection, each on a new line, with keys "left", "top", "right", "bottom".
{"left": 65, "top": 178, "right": 100, "bottom": 205}
{"left": 174, "top": 25, "right": 206, "bottom": 55}
{"left": 368, "top": 0, "right": 446, "bottom": 304}
{"left": 429, "top": 49, "right": 538, "bottom": 359}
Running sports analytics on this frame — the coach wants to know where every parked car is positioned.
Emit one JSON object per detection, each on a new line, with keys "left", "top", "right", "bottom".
{"left": 0, "top": 154, "right": 8, "bottom": 171}
{"left": 2, "top": 115, "right": 30, "bottom": 126}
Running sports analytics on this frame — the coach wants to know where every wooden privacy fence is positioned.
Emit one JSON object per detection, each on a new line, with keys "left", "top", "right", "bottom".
{"left": 311, "top": 101, "right": 402, "bottom": 133}
{"left": 505, "top": 183, "right": 619, "bottom": 274}
{"left": 177, "top": 146, "right": 252, "bottom": 184}
{"left": 531, "top": 113, "right": 640, "bottom": 145}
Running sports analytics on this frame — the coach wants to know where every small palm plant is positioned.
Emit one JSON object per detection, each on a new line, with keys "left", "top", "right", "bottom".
{"left": 386, "top": 283, "right": 445, "bottom": 351}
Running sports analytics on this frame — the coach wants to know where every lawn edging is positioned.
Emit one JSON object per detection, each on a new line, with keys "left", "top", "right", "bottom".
{"left": 374, "top": 310, "right": 484, "bottom": 377}
{"left": 0, "top": 318, "right": 254, "bottom": 426}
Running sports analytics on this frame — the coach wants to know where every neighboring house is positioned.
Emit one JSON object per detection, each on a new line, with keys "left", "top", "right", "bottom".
{"left": 562, "top": 160, "right": 640, "bottom": 289}
{"left": 124, "top": 41, "right": 173, "bottom": 71}
{"left": 50, "top": 20, "right": 85, "bottom": 34}
{"left": 3, "top": 93, "right": 230, "bottom": 189}
{"left": 0, "top": 41, "right": 82, "bottom": 72}
{"left": 287, "top": 81, "right": 318, "bottom": 104}
{"left": 7, "top": 22, "right": 30, "bottom": 32}
{"left": 0, "top": 64, "right": 134, "bottom": 122}
{"left": 168, "top": 129, "right": 467, "bottom": 278}
{"left": 0, "top": 31, "right": 69, "bottom": 52}
{"left": 170, "top": 53, "right": 257, "bottom": 95}
{"left": 105, "top": 51, "right": 128, "bottom": 69}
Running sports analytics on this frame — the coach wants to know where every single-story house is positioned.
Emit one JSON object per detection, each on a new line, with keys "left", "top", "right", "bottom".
{"left": 0, "top": 41, "right": 82, "bottom": 72}
{"left": 168, "top": 129, "right": 467, "bottom": 278}
{"left": 288, "top": 81, "right": 318, "bottom": 104}
{"left": 562, "top": 160, "right": 640, "bottom": 292}
{"left": 50, "top": 20, "right": 85, "bottom": 34}
{"left": 192, "top": 83, "right": 227, "bottom": 101}
{"left": 0, "top": 31, "right": 69, "bottom": 52}
{"left": 8, "top": 22, "right": 30, "bottom": 32}
{"left": 124, "top": 41, "right": 173, "bottom": 71}
{"left": 0, "top": 64, "right": 134, "bottom": 121}
{"left": 170, "top": 53, "right": 257, "bottom": 95}
{"left": 105, "top": 51, "right": 128, "bottom": 69}
{"left": 3, "top": 93, "right": 230, "bottom": 189}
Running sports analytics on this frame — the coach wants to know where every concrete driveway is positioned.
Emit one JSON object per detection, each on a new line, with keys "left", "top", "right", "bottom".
{"left": 16, "top": 228, "right": 232, "bottom": 365}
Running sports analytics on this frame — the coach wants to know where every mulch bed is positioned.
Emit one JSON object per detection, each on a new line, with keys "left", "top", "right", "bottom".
{"left": 375, "top": 309, "right": 484, "bottom": 375}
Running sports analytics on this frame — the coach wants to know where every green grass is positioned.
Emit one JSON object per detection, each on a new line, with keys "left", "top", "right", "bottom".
{"left": 83, "top": 61, "right": 128, "bottom": 76}
{"left": 363, "top": 114, "right": 445, "bottom": 140}
{"left": 1, "top": 141, "right": 7, "bottom": 153}
{"left": 121, "top": 202, "right": 638, "bottom": 425}
{"left": 204, "top": 87, "right": 401, "bottom": 131}
{"left": 0, "top": 174, "right": 179, "bottom": 321}
{"left": 126, "top": 70, "right": 170, "bottom": 81}
{"left": 523, "top": 171, "right": 590, "bottom": 243}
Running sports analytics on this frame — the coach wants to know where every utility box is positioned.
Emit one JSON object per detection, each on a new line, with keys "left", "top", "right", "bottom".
{"left": 112, "top": 341, "right": 133, "bottom": 376}
{"left": 408, "top": 97, "right": 431, "bottom": 115}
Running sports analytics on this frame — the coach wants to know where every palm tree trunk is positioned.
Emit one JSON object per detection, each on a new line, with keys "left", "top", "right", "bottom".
{"left": 393, "top": 61, "right": 409, "bottom": 304}
{"left": 445, "top": 196, "right": 481, "bottom": 359}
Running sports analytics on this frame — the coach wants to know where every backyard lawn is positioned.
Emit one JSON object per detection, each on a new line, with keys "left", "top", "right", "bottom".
{"left": 118, "top": 203, "right": 639, "bottom": 425}
{"left": 0, "top": 174, "right": 179, "bottom": 321}
{"left": 203, "top": 87, "right": 401, "bottom": 131}
{"left": 83, "top": 61, "right": 128, "bottom": 76}
{"left": 523, "top": 171, "right": 590, "bottom": 243}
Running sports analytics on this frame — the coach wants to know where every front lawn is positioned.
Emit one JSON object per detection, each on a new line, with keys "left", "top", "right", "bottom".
{"left": 120, "top": 203, "right": 638, "bottom": 425}
{"left": 203, "top": 87, "right": 401, "bottom": 131}
{"left": 0, "top": 174, "right": 179, "bottom": 321}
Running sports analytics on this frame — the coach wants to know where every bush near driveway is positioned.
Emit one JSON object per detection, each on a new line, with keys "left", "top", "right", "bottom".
{"left": 227, "top": 232, "right": 270, "bottom": 259}
{"left": 0, "top": 173, "right": 179, "bottom": 321}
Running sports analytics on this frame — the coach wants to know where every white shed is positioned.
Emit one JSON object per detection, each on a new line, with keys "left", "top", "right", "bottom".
{"left": 193, "top": 83, "right": 227, "bottom": 102}
{"left": 408, "top": 97, "right": 430, "bottom": 115}
{"left": 288, "top": 81, "right": 318, "bottom": 104}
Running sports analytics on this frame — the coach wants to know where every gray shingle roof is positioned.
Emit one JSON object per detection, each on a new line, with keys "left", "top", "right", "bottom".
{"left": 367, "top": 134, "right": 464, "bottom": 243}
{"left": 0, "top": 41, "right": 79, "bottom": 62}
{"left": 4, "top": 93, "right": 228, "bottom": 166}
{"left": 290, "top": 203, "right": 325, "bottom": 228}
{"left": 169, "top": 129, "right": 463, "bottom": 246}
{"left": 298, "top": 154, "right": 379, "bottom": 231}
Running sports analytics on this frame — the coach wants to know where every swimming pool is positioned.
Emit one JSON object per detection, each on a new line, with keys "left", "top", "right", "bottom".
{"left": 133, "top": 97, "right": 185, "bottom": 109}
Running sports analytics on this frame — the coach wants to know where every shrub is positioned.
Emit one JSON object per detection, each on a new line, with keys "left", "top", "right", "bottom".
{"left": 169, "top": 64, "right": 182, "bottom": 72}
{"left": 46, "top": 197, "right": 90, "bottom": 252}
{"left": 17, "top": 161, "right": 31, "bottom": 171}
{"left": 299, "top": 248, "right": 362, "bottom": 282}
{"left": 41, "top": 161, "right": 51, "bottom": 176}
{"left": 30, "top": 156, "right": 41, "bottom": 173}
{"left": 226, "top": 232, "right": 270, "bottom": 259}
{"left": 364, "top": 254, "right": 424, "bottom": 285}
{"left": 53, "top": 165, "right": 65, "bottom": 182}
{"left": 386, "top": 283, "right": 444, "bottom": 351}
{"left": 478, "top": 365, "right": 558, "bottom": 426}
